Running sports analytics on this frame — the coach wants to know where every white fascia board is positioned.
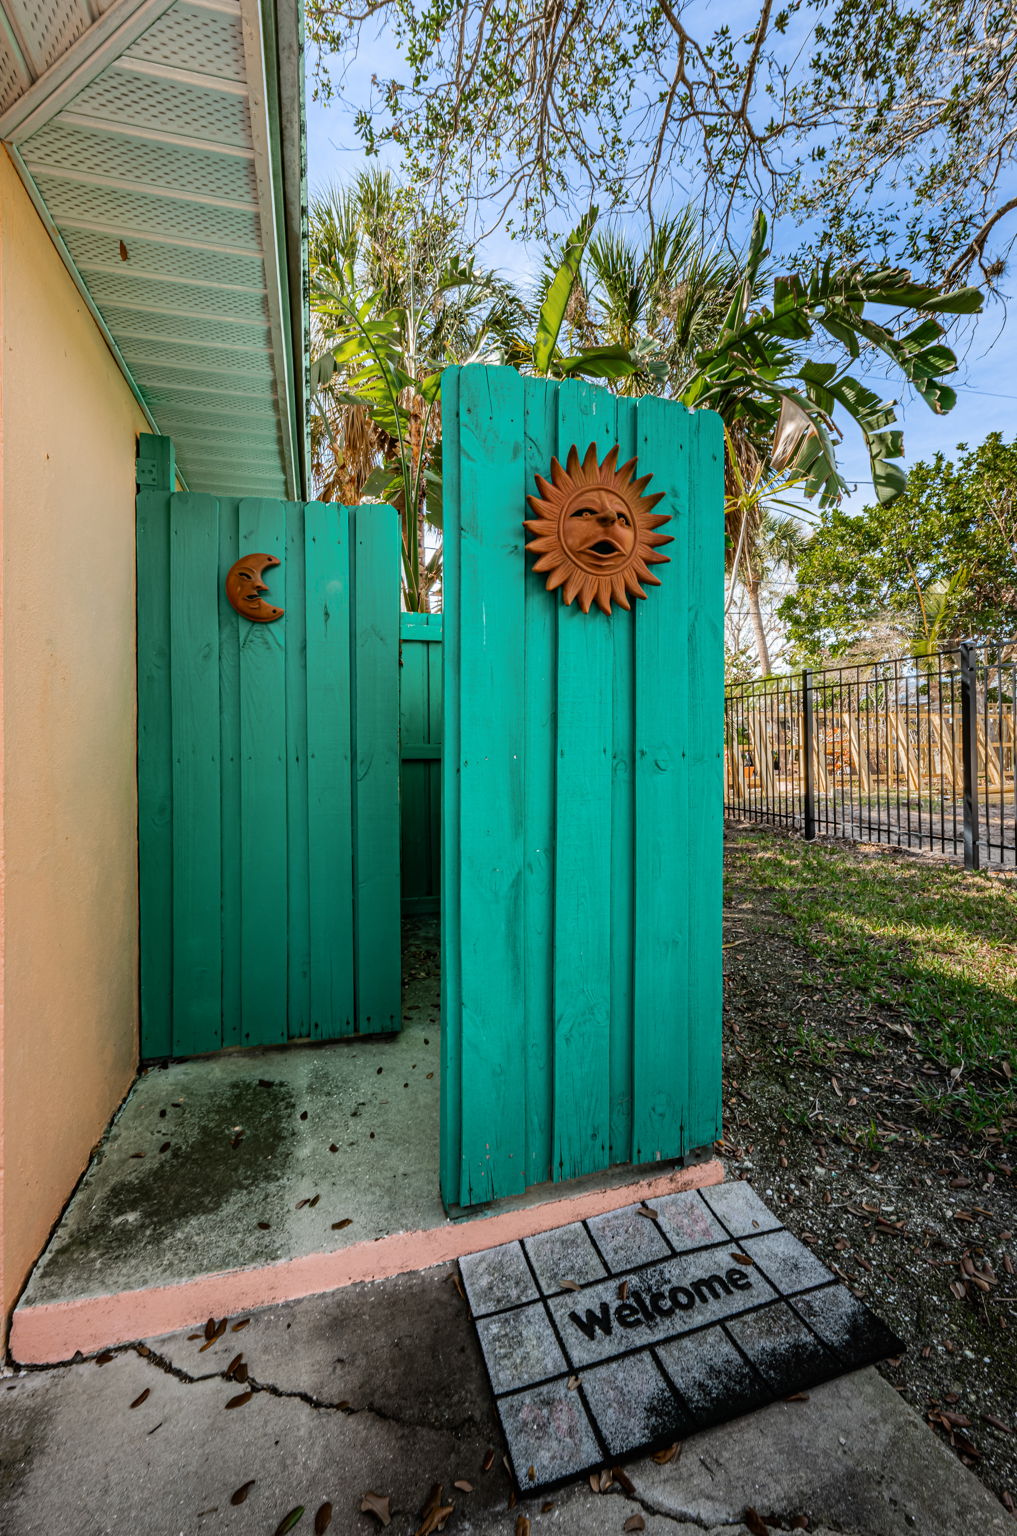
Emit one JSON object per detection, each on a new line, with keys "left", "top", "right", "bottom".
{"left": 237, "top": 0, "right": 298, "bottom": 499}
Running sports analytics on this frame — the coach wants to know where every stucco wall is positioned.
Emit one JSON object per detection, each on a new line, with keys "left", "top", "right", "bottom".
{"left": 0, "top": 148, "right": 145, "bottom": 1332}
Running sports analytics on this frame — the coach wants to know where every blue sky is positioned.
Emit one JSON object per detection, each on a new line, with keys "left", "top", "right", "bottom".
{"left": 306, "top": 21, "right": 1017, "bottom": 518}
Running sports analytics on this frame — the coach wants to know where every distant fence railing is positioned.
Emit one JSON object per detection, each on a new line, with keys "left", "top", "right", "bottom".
{"left": 725, "top": 642, "right": 1017, "bottom": 869}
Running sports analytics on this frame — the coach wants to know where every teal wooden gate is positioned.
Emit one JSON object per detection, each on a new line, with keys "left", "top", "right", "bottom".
{"left": 137, "top": 437, "right": 402, "bottom": 1059}
{"left": 400, "top": 613, "right": 442, "bottom": 914}
{"left": 440, "top": 369, "right": 725, "bottom": 1208}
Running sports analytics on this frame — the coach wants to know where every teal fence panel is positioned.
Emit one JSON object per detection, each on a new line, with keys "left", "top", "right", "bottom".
{"left": 137, "top": 462, "right": 402, "bottom": 1058}
{"left": 440, "top": 369, "right": 725, "bottom": 1208}
{"left": 400, "top": 612, "right": 443, "bottom": 913}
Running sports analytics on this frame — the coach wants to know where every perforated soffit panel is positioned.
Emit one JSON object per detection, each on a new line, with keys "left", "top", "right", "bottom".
{"left": 1, "top": 0, "right": 308, "bottom": 498}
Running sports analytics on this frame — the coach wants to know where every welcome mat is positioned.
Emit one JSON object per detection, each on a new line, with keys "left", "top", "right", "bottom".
{"left": 459, "top": 1181, "right": 903, "bottom": 1492}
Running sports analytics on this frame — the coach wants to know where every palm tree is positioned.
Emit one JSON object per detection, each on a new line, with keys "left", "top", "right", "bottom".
{"left": 309, "top": 172, "right": 528, "bottom": 608}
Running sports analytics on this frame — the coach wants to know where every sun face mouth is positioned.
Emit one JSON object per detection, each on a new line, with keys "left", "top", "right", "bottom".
{"left": 591, "top": 537, "right": 624, "bottom": 557}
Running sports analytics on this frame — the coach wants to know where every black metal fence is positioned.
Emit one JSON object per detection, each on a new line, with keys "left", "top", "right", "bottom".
{"left": 725, "top": 642, "right": 1017, "bottom": 869}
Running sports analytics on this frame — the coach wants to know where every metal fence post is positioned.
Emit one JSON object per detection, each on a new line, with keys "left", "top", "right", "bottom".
{"left": 960, "top": 641, "right": 981, "bottom": 870}
{"left": 802, "top": 668, "right": 816, "bottom": 840}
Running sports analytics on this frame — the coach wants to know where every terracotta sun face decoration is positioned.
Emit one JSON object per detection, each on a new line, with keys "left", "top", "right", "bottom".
{"left": 524, "top": 443, "right": 673, "bottom": 614}
{"left": 225, "top": 552, "right": 284, "bottom": 622}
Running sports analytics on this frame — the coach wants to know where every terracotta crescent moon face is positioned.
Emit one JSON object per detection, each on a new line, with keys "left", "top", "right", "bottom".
{"left": 225, "top": 553, "right": 284, "bottom": 622}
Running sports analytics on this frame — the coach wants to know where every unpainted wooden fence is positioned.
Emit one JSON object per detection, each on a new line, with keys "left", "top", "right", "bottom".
{"left": 725, "top": 643, "right": 1017, "bottom": 868}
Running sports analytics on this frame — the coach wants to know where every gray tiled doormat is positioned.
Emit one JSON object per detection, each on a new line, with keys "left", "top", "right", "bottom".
{"left": 459, "top": 1181, "right": 903, "bottom": 1492}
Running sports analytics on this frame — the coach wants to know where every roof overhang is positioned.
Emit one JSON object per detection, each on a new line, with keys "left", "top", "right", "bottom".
{"left": 1, "top": 0, "right": 308, "bottom": 498}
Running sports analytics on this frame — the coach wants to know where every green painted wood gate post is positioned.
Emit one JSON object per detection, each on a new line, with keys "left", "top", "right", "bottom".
{"left": 137, "top": 440, "right": 402, "bottom": 1058}
{"left": 439, "top": 370, "right": 725, "bottom": 1209}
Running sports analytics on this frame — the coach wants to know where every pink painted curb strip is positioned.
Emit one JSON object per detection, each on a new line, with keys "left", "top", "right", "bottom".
{"left": 11, "top": 1160, "right": 724, "bottom": 1364}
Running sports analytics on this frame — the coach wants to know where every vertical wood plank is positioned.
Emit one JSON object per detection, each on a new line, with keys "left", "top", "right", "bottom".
{"left": 521, "top": 376, "right": 557, "bottom": 1186}
{"left": 285, "top": 501, "right": 311, "bottom": 1038}
{"left": 440, "top": 367, "right": 463, "bottom": 1206}
{"left": 238, "top": 498, "right": 288, "bottom": 1046}
{"left": 218, "top": 497, "right": 243, "bottom": 1047}
{"left": 305, "top": 501, "right": 355, "bottom": 1038}
{"left": 632, "top": 397, "right": 692, "bottom": 1162}
{"left": 608, "top": 399, "right": 637, "bottom": 1165}
{"left": 169, "top": 493, "right": 222, "bottom": 1055}
{"left": 456, "top": 364, "right": 528, "bottom": 1205}
{"left": 351, "top": 502, "right": 402, "bottom": 1034}
{"left": 137, "top": 488, "right": 173, "bottom": 1059}
{"left": 427, "top": 618, "right": 443, "bottom": 903}
{"left": 551, "top": 381, "right": 618, "bottom": 1181}
{"left": 399, "top": 619, "right": 430, "bottom": 904}
{"left": 683, "top": 409, "right": 725, "bottom": 1150}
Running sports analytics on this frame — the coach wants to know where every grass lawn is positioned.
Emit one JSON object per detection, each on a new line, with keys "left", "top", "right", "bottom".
{"left": 725, "top": 827, "right": 1016, "bottom": 1138}
{"left": 722, "top": 824, "right": 1016, "bottom": 1509}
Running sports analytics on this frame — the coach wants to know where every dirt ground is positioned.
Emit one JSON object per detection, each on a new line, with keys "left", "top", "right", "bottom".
{"left": 721, "top": 823, "right": 1016, "bottom": 1518}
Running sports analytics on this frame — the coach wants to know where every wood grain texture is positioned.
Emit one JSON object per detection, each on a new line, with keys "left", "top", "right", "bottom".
{"left": 455, "top": 364, "right": 528, "bottom": 1205}
{"left": 440, "top": 367, "right": 723, "bottom": 1206}
{"left": 137, "top": 488, "right": 174, "bottom": 1059}
{"left": 439, "top": 368, "right": 464, "bottom": 1207}
{"left": 684, "top": 408, "right": 725, "bottom": 1149}
{"left": 169, "top": 493, "right": 223, "bottom": 1055}
{"left": 238, "top": 499, "right": 288, "bottom": 1046}
{"left": 632, "top": 396, "right": 692, "bottom": 1163}
{"left": 552, "top": 380, "right": 617, "bottom": 1180}
{"left": 351, "top": 503, "right": 402, "bottom": 1034}
{"left": 399, "top": 613, "right": 441, "bottom": 911}
{"left": 305, "top": 501, "right": 355, "bottom": 1038}
{"left": 140, "top": 491, "right": 402, "bottom": 1059}
{"left": 217, "top": 496, "right": 243, "bottom": 1048}
{"left": 521, "top": 378, "right": 558, "bottom": 1186}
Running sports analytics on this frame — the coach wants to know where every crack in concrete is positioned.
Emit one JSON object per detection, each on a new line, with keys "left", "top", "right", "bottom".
{"left": 129, "top": 1345, "right": 483, "bottom": 1437}
{"left": 608, "top": 1483, "right": 766, "bottom": 1532}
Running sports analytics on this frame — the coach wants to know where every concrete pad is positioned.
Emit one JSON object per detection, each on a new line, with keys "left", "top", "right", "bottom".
{"left": 0, "top": 1264, "right": 1010, "bottom": 1535}
{"left": 10, "top": 934, "right": 722, "bottom": 1361}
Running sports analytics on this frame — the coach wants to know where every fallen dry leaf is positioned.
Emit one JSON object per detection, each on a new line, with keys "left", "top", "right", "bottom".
{"left": 360, "top": 1491, "right": 391, "bottom": 1527}
{"left": 230, "top": 1481, "right": 255, "bottom": 1505}
{"left": 515, "top": 1517, "right": 530, "bottom": 1536}
{"left": 730, "top": 1252, "right": 753, "bottom": 1265}
{"left": 636, "top": 1204, "right": 658, "bottom": 1220}
{"left": 567, "top": 1375, "right": 580, "bottom": 1390}
{"left": 129, "top": 1389, "right": 150, "bottom": 1409}
{"left": 482, "top": 1449, "right": 496, "bottom": 1473}
{"left": 651, "top": 1443, "right": 680, "bottom": 1465}
{"left": 453, "top": 1480, "right": 473, "bottom": 1492}
{"left": 314, "top": 1501, "right": 333, "bottom": 1533}
{"left": 225, "top": 1389, "right": 254, "bottom": 1409}
{"left": 610, "top": 1466, "right": 635, "bottom": 1495}
{"left": 414, "top": 1483, "right": 455, "bottom": 1535}
{"left": 623, "top": 1518, "right": 645, "bottom": 1533}
{"left": 617, "top": 1281, "right": 629, "bottom": 1301}
{"left": 560, "top": 1280, "right": 581, "bottom": 1292}
{"left": 331, "top": 1218, "right": 353, "bottom": 1231}
{"left": 96, "top": 1351, "right": 114, "bottom": 1366}
{"left": 225, "top": 1354, "right": 244, "bottom": 1378}
{"left": 743, "top": 1509, "right": 769, "bottom": 1536}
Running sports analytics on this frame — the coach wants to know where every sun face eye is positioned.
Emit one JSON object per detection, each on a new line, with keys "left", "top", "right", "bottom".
{"left": 569, "top": 506, "right": 595, "bottom": 518}
{"left": 617, "top": 512, "right": 630, "bottom": 527}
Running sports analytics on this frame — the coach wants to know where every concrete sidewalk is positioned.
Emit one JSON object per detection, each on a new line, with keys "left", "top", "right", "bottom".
{"left": 1, "top": 1264, "right": 1010, "bottom": 1535}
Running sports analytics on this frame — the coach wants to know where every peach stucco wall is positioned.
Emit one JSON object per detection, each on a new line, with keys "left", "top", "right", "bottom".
{"left": 0, "top": 148, "right": 145, "bottom": 1333}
